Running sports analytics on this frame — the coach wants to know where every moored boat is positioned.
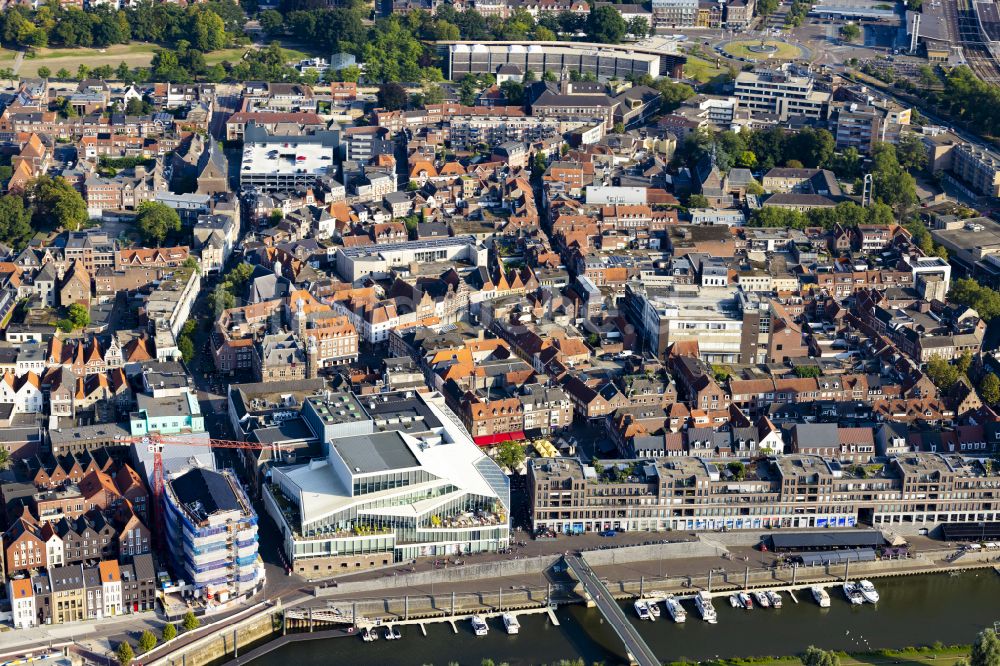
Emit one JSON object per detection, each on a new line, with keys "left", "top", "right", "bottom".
{"left": 753, "top": 591, "right": 771, "bottom": 608}
{"left": 738, "top": 592, "right": 753, "bottom": 609}
{"left": 471, "top": 615, "right": 489, "bottom": 636}
{"left": 664, "top": 596, "right": 686, "bottom": 623}
{"left": 634, "top": 600, "right": 652, "bottom": 620}
{"left": 696, "top": 592, "right": 718, "bottom": 623}
{"left": 858, "top": 580, "right": 879, "bottom": 604}
{"left": 811, "top": 586, "right": 831, "bottom": 608}
{"left": 843, "top": 582, "right": 864, "bottom": 605}
{"left": 729, "top": 593, "right": 741, "bottom": 608}
{"left": 648, "top": 600, "right": 661, "bottom": 618}
{"left": 767, "top": 591, "right": 783, "bottom": 608}
{"left": 502, "top": 612, "right": 520, "bottom": 635}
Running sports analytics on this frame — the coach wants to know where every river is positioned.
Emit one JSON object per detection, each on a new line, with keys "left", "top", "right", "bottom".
{"left": 251, "top": 571, "right": 1000, "bottom": 666}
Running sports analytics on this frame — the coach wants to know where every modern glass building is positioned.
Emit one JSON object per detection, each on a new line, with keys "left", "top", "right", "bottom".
{"left": 264, "top": 391, "right": 510, "bottom": 577}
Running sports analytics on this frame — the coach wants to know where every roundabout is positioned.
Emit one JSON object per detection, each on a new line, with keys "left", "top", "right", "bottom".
{"left": 721, "top": 38, "right": 804, "bottom": 61}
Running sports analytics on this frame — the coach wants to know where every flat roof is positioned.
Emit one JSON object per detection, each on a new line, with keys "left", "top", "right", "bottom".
{"left": 339, "top": 234, "right": 477, "bottom": 258}
{"left": 241, "top": 139, "right": 335, "bottom": 177}
{"left": 332, "top": 431, "right": 420, "bottom": 474}
{"left": 769, "top": 529, "right": 885, "bottom": 551}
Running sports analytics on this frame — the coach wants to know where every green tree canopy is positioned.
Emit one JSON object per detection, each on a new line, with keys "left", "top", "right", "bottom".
{"left": 980, "top": 373, "right": 1000, "bottom": 405}
{"left": 66, "top": 303, "right": 90, "bottom": 329}
{"left": 135, "top": 201, "right": 181, "bottom": 245}
{"left": 949, "top": 278, "right": 1000, "bottom": 321}
{"left": 30, "top": 175, "right": 87, "bottom": 231}
{"left": 116, "top": 642, "right": 134, "bottom": 666}
{"left": 926, "top": 355, "right": 960, "bottom": 391}
{"left": 137, "top": 630, "right": 157, "bottom": 654}
{"left": 801, "top": 646, "right": 840, "bottom": 666}
{"left": 971, "top": 628, "right": 1000, "bottom": 666}
{"left": 162, "top": 622, "right": 177, "bottom": 642}
{"left": 182, "top": 610, "right": 200, "bottom": 632}
{"left": 586, "top": 6, "right": 626, "bottom": 43}
{"left": 493, "top": 440, "right": 526, "bottom": 473}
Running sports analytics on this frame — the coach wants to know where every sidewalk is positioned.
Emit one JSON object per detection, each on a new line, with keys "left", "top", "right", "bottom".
{"left": 0, "top": 612, "right": 159, "bottom": 655}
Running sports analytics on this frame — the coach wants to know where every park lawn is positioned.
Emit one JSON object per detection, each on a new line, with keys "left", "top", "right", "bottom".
{"left": 14, "top": 43, "right": 161, "bottom": 76}
{"left": 723, "top": 39, "right": 802, "bottom": 60}
{"left": 693, "top": 648, "right": 971, "bottom": 666}
{"left": 683, "top": 55, "right": 727, "bottom": 84}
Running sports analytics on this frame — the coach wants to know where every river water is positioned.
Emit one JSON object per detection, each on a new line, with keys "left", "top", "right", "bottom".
{"left": 252, "top": 572, "right": 1000, "bottom": 666}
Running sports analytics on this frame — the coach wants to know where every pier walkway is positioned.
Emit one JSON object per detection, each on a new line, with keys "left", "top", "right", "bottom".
{"left": 564, "top": 555, "right": 659, "bottom": 666}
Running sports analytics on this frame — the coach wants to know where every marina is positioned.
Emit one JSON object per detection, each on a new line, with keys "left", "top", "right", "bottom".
{"left": 250, "top": 572, "right": 1000, "bottom": 666}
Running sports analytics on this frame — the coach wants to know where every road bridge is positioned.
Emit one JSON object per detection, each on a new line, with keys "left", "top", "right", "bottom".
{"left": 563, "top": 555, "right": 659, "bottom": 666}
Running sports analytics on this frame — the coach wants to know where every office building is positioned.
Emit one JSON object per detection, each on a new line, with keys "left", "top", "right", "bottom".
{"left": 734, "top": 68, "right": 830, "bottom": 121}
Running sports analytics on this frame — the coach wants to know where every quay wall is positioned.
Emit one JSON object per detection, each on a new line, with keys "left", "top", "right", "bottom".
{"left": 315, "top": 554, "right": 562, "bottom": 597}
{"left": 146, "top": 611, "right": 279, "bottom": 666}
{"left": 581, "top": 539, "right": 725, "bottom": 567}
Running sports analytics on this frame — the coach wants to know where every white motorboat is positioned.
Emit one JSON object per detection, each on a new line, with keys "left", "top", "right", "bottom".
{"left": 664, "top": 596, "right": 687, "bottom": 623}
{"left": 392, "top": 626, "right": 401, "bottom": 639}
{"left": 843, "top": 582, "right": 864, "bottom": 605}
{"left": 811, "top": 586, "right": 831, "bottom": 608}
{"left": 858, "top": 580, "right": 879, "bottom": 604}
{"left": 767, "top": 591, "right": 783, "bottom": 608}
{"left": 384, "top": 626, "right": 396, "bottom": 640}
{"left": 648, "top": 600, "right": 661, "bottom": 618}
{"left": 738, "top": 592, "right": 753, "bottom": 610}
{"left": 753, "top": 591, "right": 771, "bottom": 608}
{"left": 634, "top": 600, "right": 652, "bottom": 620}
{"left": 362, "top": 627, "right": 378, "bottom": 642}
{"left": 502, "top": 612, "right": 520, "bottom": 635}
{"left": 729, "top": 593, "right": 741, "bottom": 608}
{"left": 695, "top": 592, "right": 718, "bottom": 624}
{"left": 471, "top": 615, "right": 489, "bottom": 636}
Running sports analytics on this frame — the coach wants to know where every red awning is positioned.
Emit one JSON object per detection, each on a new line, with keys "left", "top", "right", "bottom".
{"left": 473, "top": 431, "right": 526, "bottom": 447}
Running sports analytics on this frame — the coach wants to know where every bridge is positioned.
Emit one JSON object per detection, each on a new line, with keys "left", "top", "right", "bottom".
{"left": 563, "top": 555, "right": 660, "bottom": 666}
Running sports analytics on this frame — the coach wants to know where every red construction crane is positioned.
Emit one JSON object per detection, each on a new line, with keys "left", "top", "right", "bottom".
{"left": 119, "top": 434, "right": 292, "bottom": 548}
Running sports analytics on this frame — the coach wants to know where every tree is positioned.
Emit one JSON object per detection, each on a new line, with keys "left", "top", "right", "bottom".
{"left": 30, "top": 175, "right": 88, "bottom": 231}
{"left": 493, "top": 440, "right": 526, "bottom": 473}
{"left": 981, "top": 373, "right": 1000, "bottom": 405}
{"left": 926, "top": 355, "right": 960, "bottom": 391}
{"left": 178, "top": 336, "right": 195, "bottom": 363}
{"left": 687, "top": 194, "right": 709, "bottom": 208}
{"left": 586, "top": 5, "right": 627, "bottom": 44}
{"left": 56, "top": 68, "right": 71, "bottom": 79}
{"left": 162, "top": 623, "right": 177, "bottom": 642}
{"left": 116, "top": 642, "right": 134, "bottom": 666}
{"left": 377, "top": 82, "right": 407, "bottom": 111}
{"left": 259, "top": 9, "right": 284, "bottom": 36}
{"left": 971, "top": 628, "right": 1000, "bottom": 666}
{"left": 137, "top": 631, "right": 157, "bottom": 654}
{"left": 801, "top": 646, "right": 840, "bottom": 666}
{"left": 499, "top": 80, "right": 524, "bottom": 106}
{"left": 135, "top": 201, "right": 181, "bottom": 245}
{"left": 627, "top": 16, "right": 649, "bottom": 37}
{"left": 0, "top": 194, "right": 34, "bottom": 248}
{"left": 66, "top": 303, "right": 90, "bottom": 329}
{"left": 793, "top": 366, "right": 821, "bottom": 378}
{"left": 37, "top": 66, "right": 51, "bottom": 79}
{"left": 896, "top": 133, "right": 927, "bottom": 172}
{"left": 726, "top": 461, "right": 746, "bottom": 481}
{"left": 840, "top": 23, "right": 861, "bottom": 42}
{"left": 870, "top": 142, "right": 917, "bottom": 216}
{"left": 182, "top": 611, "right": 200, "bottom": 632}
{"left": 949, "top": 278, "right": 1000, "bottom": 321}
{"left": 957, "top": 350, "right": 974, "bottom": 376}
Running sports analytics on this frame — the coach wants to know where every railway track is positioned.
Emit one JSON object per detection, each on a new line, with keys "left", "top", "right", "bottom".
{"left": 953, "top": 0, "right": 1000, "bottom": 84}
